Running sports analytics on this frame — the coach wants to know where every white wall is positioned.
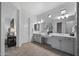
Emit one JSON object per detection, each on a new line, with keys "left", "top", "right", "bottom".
{"left": 29, "top": 16, "right": 37, "bottom": 42}
{"left": 16, "top": 6, "right": 38, "bottom": 44}
{"left": 19, "top": 9, "right": 29, "bottom": 44}
{"left": 37, "top": 2, "right": 76, "bottom": 33}
{"left": 16, "top": 8, "right": 37, "bottom": 46}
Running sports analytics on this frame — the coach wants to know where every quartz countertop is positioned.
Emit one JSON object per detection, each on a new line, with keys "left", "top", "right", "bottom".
{"left": 33, "top": 31, "right": 76, "bottom": 38}
{"left": 49, "top": 33, "right": 76, "bottom": 38}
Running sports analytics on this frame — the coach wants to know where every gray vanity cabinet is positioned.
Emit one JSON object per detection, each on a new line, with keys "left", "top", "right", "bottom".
{"left": 32, "top": 34, "right": 36, "bottom": 41}
{"left": 33, "top": 34, "right": 74, "bottom": 55}
{"left": 61, "top": 37, "right": 74, "bottom": 54}
{"left": 33, "top": 34, "right": 42, "bottom": 43}
{"left": 48, "top": 36, "right": 60, "bottom": 50}
{"left": 47, "top": 36, "right": 74, "bottom": 55}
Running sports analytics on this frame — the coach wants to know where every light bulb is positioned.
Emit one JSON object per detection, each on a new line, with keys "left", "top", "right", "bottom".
{"left": 48, "top": 15, "right": 52, "bottom": 18}
{"left": 58, "top": 16, "right": 61, "bottom": 20}
{"left": 38, "top": 21, "right": 41, "bottom": 23}
{"left": 61, "top": 16, "right": 64, "bottom": 19}
{"left": 65, "top": 14, "right": 69, "bottom": 18}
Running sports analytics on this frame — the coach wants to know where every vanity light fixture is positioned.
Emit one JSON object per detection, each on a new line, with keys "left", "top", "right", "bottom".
{"left": 61, "top": 9, "right": 66, "bottom": 15}
{"left": 57, "top": 9, "right": 69, "bottom": 19}
{"left": 55, "top": 9, "right": 73, "bottom": 20}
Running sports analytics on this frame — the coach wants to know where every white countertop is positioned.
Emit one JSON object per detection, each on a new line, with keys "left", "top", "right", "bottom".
{"left": 49, "top": 33, "right": 76, "bottom": 38}
{"left": 33, "top": 31, "right": 76, "bottom": 38}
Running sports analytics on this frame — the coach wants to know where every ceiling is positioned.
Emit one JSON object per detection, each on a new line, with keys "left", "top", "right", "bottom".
{"left": 12, "top": 2, "right": 65, "bottom": 16}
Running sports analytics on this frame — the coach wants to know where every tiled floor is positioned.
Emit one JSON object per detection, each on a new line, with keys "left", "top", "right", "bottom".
{"left": 5, "top": 42, "right": 71, "bottom": 56}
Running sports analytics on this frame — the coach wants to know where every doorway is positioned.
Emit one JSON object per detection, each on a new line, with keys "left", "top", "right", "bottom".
{"left": 5, "top": 10, "right": 19, "bottom": 56}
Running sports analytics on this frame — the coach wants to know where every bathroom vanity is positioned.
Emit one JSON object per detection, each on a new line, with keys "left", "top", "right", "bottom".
{"left": 47, "top": 33, "right": 76, "bottom": 55}
{"left": 32, "top": 4, "right": 77, "bottom": 55}
{"left": 32, "top": 32, "right": 76, "bottom": 55}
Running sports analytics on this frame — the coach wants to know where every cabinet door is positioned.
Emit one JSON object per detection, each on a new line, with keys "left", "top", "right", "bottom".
{"left": 49, "top": 36, "right": 60, "bottom": 49}
{"left": 33, "top": 34, "right": 41, "bottom": 43}
{"left": 61, "top": 37, "right": 74, "bottom": 54}
{"left": 36, "top": 34, "right": 41, "bottom": 43}
{"left": 32, "top": 34, "right": 36, "bottom": 41}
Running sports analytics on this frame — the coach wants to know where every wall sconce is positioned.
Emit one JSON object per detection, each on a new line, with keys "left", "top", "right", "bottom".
{"left": 48, "top": 14, "right": 52, "bottom": 18}
{"left": 38, "top": 18, "right": 44, "bottom": 24}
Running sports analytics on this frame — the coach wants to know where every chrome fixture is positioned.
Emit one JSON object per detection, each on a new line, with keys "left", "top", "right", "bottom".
{"left": 48, "top": 14, "right": 52, "bottom": 18}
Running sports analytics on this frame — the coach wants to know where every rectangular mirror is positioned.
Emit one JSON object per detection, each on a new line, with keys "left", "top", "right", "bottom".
{"left": 57, "top": 22, "right": 62, "bottom": 33}
{"left": 34, "top": 23, "right": 40, "bottom": 31}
